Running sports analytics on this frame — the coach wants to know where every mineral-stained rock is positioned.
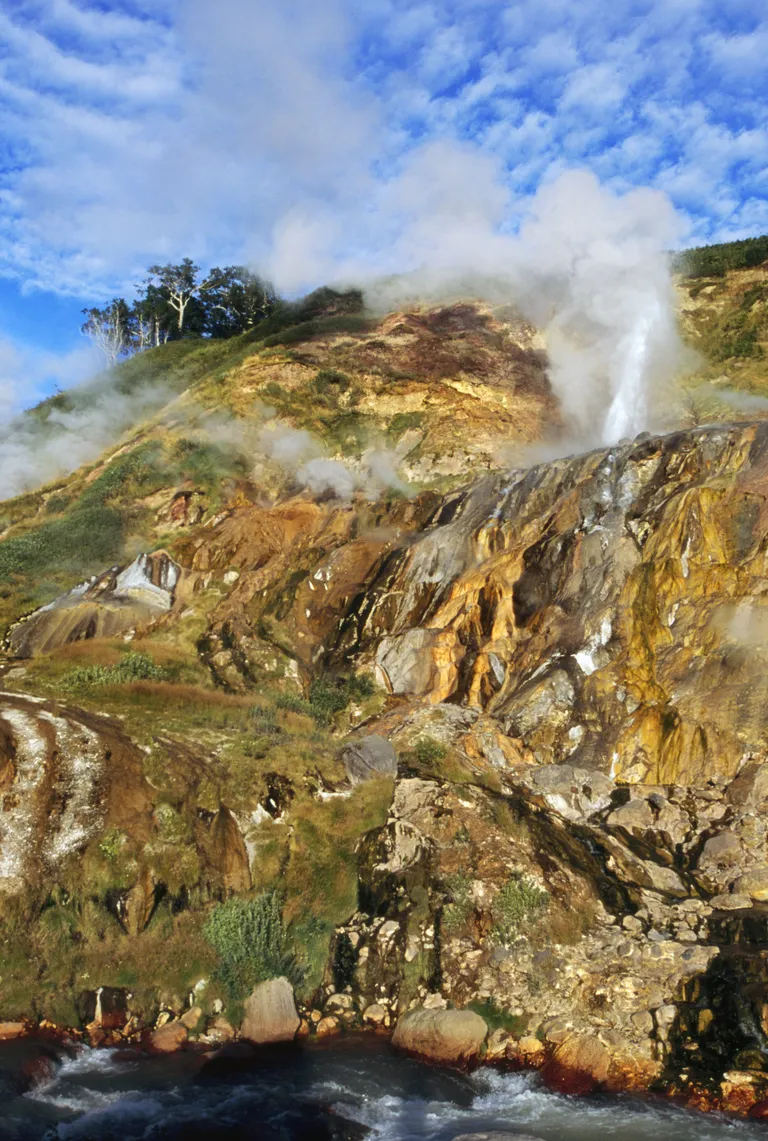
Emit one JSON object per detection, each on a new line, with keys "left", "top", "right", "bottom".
{"left": 7, "top": 550, "right": 181, "bottom": 658}
{"left": 342, "top": 735, "right": 398, "bottom": 784}
{"left": 316, "top": 1015, "right": 341, "bottom": 1037}
{"left": 545, "top": 1033, "right": 612, "bottom": 1094}
{"left": 240, "top": 977, "right": 300, "bottom": 1045}
{"left": 392, "top": 1008, "right": 487, "bottom": 1065}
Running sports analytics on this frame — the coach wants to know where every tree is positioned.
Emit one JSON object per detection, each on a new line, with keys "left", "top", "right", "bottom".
{"left": 147, "top": 258, "right": 200, "bottom": 334}
{"left": 132, "top": 277, "right": 174, "bottom": 348}
{"left": 81, "top": 299, "right": 133, "bottom": 367}
{"left": 201, "top": 266, "right": 278, "bottom": 338}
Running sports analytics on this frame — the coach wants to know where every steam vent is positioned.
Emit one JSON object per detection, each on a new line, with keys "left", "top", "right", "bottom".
{"left": 3, "top": 267, "right": 768, "bottom": 1121}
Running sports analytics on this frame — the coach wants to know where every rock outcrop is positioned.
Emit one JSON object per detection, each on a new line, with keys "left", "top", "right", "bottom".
{"left": 342, "top": 735, "right": 398, "bottom": 784}
{"left": 8, "top": 417, "right": 768, "bottom": 1110}
{"left": 7, "top": 551, "right": 181, "bottom": 658}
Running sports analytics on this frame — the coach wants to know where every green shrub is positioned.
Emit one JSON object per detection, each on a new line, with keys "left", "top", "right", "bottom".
{"left": 62, "top": 651, "right": 167, "bottom": 691}
{"left": 203, "top": 890, "right": 303, "bottom": 999}
{"left": 275, "top": 675, "right": 375, "bottom": 725}
{"left": 313, "top": 368, "right": 351, "bottom": 394}
{"left": 492, "top": 871, "right": 549, "bottom": 945}
{"left": 414, "top": 737, "right": 447, "bottom": 766}
{"left": 387, "top": 412, "right": 424, "bottom": 439}
{"left": 307, "top": 675, "right": 374, "bottom": 723}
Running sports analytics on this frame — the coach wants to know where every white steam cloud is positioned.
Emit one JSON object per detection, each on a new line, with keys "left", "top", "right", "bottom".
{"left": 258, "top": 420, "right": 408, "bottom": 500}
{"left": 508, "top": 171, "right": 688, "bottom": 444}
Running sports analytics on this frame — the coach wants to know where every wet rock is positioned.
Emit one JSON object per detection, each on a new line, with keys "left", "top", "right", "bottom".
{"left": 392, "top": 1007, "right": 487, "bottom": 1065}
{"left": 342, "top": 735, "right": 397, "bottom": 784}
{"left": 7, "top": 550, "right": 181, "bottom": 657}
{"left": 316, "top": 1016, "right": 341, "bottom": 1037}
{"left": 240, "top": 977, "right": 300, "bottom": 1045}
{"left": 204, "top": 1016, "right": 235, "bottom": 1043}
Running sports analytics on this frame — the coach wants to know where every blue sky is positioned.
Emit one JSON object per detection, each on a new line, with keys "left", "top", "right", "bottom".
{"left": 1, "top": 0, "right": 767, "bottom": 412}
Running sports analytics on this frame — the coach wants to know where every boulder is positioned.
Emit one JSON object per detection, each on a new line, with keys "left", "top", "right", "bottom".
{"left": 204, "top": 1015, "right": 235, "bottom": 1043}
{"left": 316, "top": 1016, "right": 341, "bottom": 1037}
{"left": 392, "top": 1007, "right": 487, "bottom": 1066}
{"left": 240, "top": 977, "right": 300, "bottom": 1045}
{"left": 149, "top": 1020, "right": 188, "bottom": 1053}
{"left": 544, "top": 1033, "right": 612, "bottom": 1096}
{"left": 342, "top": 735, "right": 398, "bottom": 784}
{"left": 0, "top": 1022, "right": 25, "bottom": 1040}
{"left": 180, "top": 1005, "right": 203, "bottom": 1030}
{"left": 733, "top": 868, "right": 768, "bottom": 902}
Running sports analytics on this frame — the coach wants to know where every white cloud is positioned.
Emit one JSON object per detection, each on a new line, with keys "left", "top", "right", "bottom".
{"left": 0, "top": 0, "right": 765, "bottom": 308}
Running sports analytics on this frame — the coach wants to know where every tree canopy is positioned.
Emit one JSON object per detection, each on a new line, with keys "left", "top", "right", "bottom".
{"left": 80, "top": 260, "right": 281, "bottom": 362}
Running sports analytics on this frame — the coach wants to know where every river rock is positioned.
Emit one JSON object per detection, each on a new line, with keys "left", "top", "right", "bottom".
{"left": 392, "top": 1007, "right": 487, "bottom": 1065}
{"left": 342, "top": 735, "right": 398, "bottom": 784}
{"left": 149, "top": 1020, "right": 188, "bottom": 1053}
{"left": 240, "top": 977, "right": 300, "bottom": 1045}
{"left": 0, "top": 1022, "right": 26, "bottom": 1040}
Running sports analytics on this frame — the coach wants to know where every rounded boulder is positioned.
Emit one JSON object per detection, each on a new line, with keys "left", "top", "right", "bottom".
{"left": 240, "top": 977, "right": 300, "bottom": 1045}
{"left": 392, "top": 1007, "right": 487, "bottom": 1066}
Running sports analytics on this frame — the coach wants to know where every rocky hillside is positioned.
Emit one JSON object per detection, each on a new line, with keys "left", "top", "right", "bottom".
{"left": 3, "top": 257, "right": 768, "bottom": 1113}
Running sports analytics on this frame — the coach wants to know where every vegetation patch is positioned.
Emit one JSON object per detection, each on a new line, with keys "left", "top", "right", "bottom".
{"left": 203, "top": 890, "right": 303, "bottom": 1000}
{"left": 275, "top": 674, "right": 375, "bottom": 726}
{"left": 675, "top": 234, "right": 768, "bottom": 278}
{"left": 62, "top": 651, "right": 168, "bottom": 691}
{"left": 468, "top": 998, "right": 527, "bottom": 1036}
{"left": 491, "top": 871, "right": 549, "bottom": 945}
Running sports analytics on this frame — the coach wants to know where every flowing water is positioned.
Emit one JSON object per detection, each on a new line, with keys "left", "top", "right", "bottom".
{"left": 0, "top": 1036, "right": 762, "bottom": 1141}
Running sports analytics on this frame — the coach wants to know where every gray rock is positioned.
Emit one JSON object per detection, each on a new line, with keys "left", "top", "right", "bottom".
{"left": 240, "top": 977, "right": 300, "bottom": 1045}
{"left": 342, "top": 735, "right": 398, "bottom": 784}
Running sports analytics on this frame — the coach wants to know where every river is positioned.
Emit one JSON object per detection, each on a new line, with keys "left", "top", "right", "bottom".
{"left": 0, "top": 1035, "right": 762, "bottom": 1141}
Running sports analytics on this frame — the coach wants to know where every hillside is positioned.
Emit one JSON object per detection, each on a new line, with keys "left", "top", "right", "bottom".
{"left": 675, "top": 236, "right": 768, "bottom": 416}
{"left": 3, "top": 250, "right": 768, "bottom": 1112}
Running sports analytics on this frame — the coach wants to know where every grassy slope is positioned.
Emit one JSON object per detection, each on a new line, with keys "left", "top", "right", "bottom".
{"left": 675, "top": 235, "right": 768, "bottom": 422}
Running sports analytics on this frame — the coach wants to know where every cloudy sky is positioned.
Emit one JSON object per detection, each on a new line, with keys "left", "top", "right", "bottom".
{"left": 1, "top": 0, "right": 766, "bottom": 410}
